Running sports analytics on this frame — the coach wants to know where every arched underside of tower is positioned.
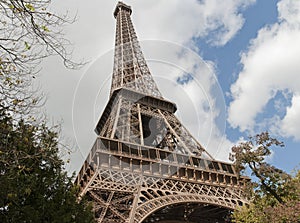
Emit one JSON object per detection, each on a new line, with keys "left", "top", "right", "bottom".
{"left": 142, "top": 202, "right": 231, "bottom": 223}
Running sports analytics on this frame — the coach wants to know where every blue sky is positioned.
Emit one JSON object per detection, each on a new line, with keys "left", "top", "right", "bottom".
{"left": 40, "top": 0, "right": 300, "bottom": 174}
{"left": 210, "top": 0, "right": 298, "bottom": 172}
{"left": 196, "top": 0, "right": 299, "bottom": 172}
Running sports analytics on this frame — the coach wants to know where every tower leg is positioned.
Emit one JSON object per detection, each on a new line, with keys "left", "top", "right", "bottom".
{"left": 128, "top": 185, "right": 142, "bottom": 223}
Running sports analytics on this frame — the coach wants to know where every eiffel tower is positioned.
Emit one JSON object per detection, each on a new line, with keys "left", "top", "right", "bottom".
{"left": 75, "top": 2, "right": 249, "bottom": 223}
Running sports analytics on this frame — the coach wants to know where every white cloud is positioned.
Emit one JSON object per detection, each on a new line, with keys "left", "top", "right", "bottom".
{"left": 228, "top": 0, "right": 300, "bottom": 140}
{"left": 131, "top": 0, "right": 255, "bottom": 46}
{"left": 278, "top": 0, "right": 300, "bottom": 26}
{"left": 281, "top": 94, "right": 300, "bottom": 140}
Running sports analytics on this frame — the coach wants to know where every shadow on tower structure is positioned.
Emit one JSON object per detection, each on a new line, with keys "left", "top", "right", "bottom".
{"left": 75, "top": 2, "right": 249, "bottom": 223}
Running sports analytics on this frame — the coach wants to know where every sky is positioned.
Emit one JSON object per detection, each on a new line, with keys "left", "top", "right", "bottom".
{"left": 38, "top": 0, "right": 300, "bottom": 174}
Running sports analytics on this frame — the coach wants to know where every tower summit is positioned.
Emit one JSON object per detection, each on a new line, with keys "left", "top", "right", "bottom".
{"left": 76, "top": 2, "right": 249, "bottom": 222}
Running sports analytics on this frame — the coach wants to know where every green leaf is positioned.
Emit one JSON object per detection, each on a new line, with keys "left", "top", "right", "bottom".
{"left": 24, "top": 41, "right": 31, "bottom": 50}
{"left": 41, "top": 25, "right": 50, "bottom": 32}
{"left": 7, "top": 193, "right": 16, "bottom": 199}
{"left": 12, "top": 99, "right": 19, "bottom": 105}
{"left": 25, "top": 188, "right": 31, "bottom": 195}
{"left": 25, "top": 4, "right": 35, "bottom": 12}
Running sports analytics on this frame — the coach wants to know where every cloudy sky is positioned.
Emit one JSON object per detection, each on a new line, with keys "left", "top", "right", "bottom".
{"left": 39, "top": 0, "right": 300, "bottom": 174}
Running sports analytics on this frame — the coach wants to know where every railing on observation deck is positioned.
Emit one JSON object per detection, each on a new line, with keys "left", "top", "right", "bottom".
{"left": 75, "top": 137, "right": 249, "bottom": 188}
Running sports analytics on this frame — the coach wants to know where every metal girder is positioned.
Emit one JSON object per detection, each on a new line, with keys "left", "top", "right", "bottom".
{"left": 110, "top": 2, "right": 162, "bottom": 98}
{"left": 78, "top": 167, "right": 247, "bottom": 222}
{"left": 76, "top": 2, "right": 249, "bottom": 223}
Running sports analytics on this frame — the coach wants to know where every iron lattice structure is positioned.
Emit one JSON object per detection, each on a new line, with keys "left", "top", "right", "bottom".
{"left": 76, "top": 2, "right": 249, "bottom": 223}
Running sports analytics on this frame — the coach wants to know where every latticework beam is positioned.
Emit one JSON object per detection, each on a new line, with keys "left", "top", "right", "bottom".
{"left": 76, "top": 2, "right": 249, "bottom": 222}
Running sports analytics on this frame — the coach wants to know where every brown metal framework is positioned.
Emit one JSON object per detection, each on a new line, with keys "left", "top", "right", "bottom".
{"left": 76, "top": 2, "right": 249, "bottom": 222}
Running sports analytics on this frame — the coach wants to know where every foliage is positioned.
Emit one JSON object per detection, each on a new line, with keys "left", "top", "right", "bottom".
{"left": 0, "top": 0, "right": 82, "bottom": 117}
{"left": 230, "top": 132, "right": 300, "bottom": 223}
{"left": 0, "top": 0, "right": 94, "bottom": 222}
{"left": 232, "top": 171, "right": 300, "bottom": 223}
{"left": 0, "top": 106, "right": 95, "bottom": 222}
{"left": 0, "top": 0, "right": 78, "bottom": 73}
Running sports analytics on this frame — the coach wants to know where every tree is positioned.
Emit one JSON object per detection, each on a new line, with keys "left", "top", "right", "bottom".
{"left": 0, "top": 1, "right": 94, "bottom": 222}
{"left": 0, "top": 0, "right": 82, "bottom": 116}
{"left": 230, "top": 132, "right": 300, "bottom": 223}
{"left": 0, "top": 0, "right": 78, "bottom": 72}
{"left": 0, "top": 106, "right": 95, "bottom": 222}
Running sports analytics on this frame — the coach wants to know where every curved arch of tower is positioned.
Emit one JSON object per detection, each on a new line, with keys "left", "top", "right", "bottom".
{"left": 75, "top": 2, "right": 249, "bottom": 222}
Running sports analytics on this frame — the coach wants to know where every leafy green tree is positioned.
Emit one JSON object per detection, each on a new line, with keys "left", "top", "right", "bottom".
{"left": 230, "top": 132, "right": 300, "bottom": 223}
{"left": 0, "top": 106, "right": 95, "bottom": 222}
{"left": 0, "top": 1, "right": 93, "bottom": 222}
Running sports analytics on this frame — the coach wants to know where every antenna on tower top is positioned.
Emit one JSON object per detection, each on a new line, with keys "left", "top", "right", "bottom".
{"left": 114, "top": 1, "right": 132, "bottom": 18}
